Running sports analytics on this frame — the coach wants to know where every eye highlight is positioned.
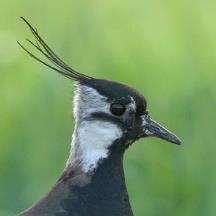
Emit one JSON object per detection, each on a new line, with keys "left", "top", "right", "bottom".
{"left": 110, "top": 103, "right": 126, "bottom": 116}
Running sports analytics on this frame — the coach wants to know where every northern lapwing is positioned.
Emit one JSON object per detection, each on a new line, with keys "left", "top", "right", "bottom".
{"left": 17, "top": 17, "right": 181, "bottom": 216}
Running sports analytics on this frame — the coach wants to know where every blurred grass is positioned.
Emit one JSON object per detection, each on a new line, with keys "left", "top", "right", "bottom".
{"left": 0, "top": 0, "right": 216, "bottom": 215}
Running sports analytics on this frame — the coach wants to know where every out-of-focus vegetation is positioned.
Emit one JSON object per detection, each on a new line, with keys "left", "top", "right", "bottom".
{"left": 0, "top": 0, "right": 216, "bottom": 215}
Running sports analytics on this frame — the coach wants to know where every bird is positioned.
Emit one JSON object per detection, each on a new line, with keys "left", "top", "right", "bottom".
{"left": 17, "top": 17, "right": 181, "bottom": 216}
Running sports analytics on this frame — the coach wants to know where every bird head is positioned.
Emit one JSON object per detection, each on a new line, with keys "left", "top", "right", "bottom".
{"left": 73, "top": 79, "right": 181, "bottom": 148}
{"left": 18, "top": 17, "right": 181, "bottom": 173}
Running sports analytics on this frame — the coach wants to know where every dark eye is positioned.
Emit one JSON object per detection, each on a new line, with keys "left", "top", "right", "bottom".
{"left": 110, "top": 103, "right": 126, "bottom": 116}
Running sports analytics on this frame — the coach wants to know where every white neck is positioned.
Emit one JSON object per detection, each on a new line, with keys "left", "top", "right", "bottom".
{"left": 66, "top": 120, "right": 122, "bottom": 173}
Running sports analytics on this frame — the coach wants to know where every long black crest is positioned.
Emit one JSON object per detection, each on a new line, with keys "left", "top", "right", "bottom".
{"left": 17, "top": 17, "right": 92, "bottom": 81}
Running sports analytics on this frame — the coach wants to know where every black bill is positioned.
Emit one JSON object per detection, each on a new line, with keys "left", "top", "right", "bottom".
{"left": 142, "top": 115, "right": 181, "bottom": 145}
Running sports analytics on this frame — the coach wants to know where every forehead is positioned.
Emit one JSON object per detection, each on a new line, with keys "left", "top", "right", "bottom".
{"left": 84, "top": 79, "right": 147, "bottom": 114}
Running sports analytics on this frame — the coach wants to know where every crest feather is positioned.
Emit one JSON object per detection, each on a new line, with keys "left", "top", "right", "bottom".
{"left": 18, "top": 17, "right": 93, "bottom": 82}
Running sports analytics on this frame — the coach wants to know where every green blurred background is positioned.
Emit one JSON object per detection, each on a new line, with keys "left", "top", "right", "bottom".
{"left": 0, "top": 0, "right": 216, "bottom": 215}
